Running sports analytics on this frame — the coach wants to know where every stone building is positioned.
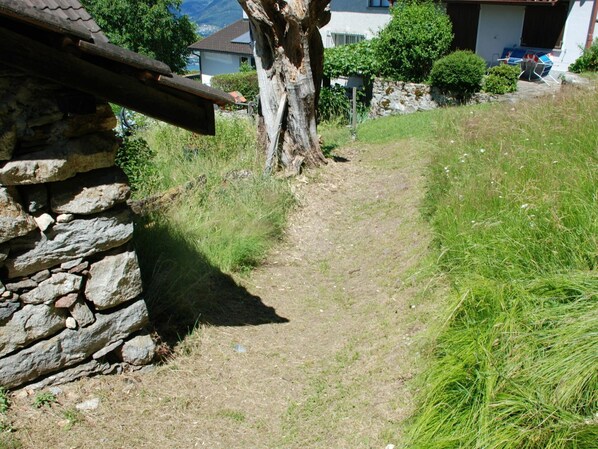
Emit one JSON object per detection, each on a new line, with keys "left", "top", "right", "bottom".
{"left": 0, "top": 0, "right": 232, "bottom": 389}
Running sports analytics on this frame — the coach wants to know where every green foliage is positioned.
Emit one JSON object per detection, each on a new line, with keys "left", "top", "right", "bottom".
{"left": 62, "top": 408, "right": 84, "bottom": 430}
{"left": 239, "top": 61, "right": 254, "bottom": 73}
{"left": 80, "top": 0, "right": 196, "bottom": 72}
{"left": 0, "top": 389, "right": 8, "bottom": 415}
{"left": 569, "top": 39, "right": 598, "bottom": 73}
{"left": 318, "top": 85, "right": 351, "bottom": 123}
{"left": 430, "top": 51, "right": 486, "bottom": 101}
{"left": 375, "top": 0, "right": 453, "bottom": 82}
{"left": 115, "top": 135, "right": 158, "bottom": 194}
{"left": 210, "top": 71, "right": 259, "bottom": 101}
{"left": 32, "top": 392, "right": 56, "bottom": 409}
{"left": 323, "top": 40, "right": 380, "bottom": 83}
{"left": 483, "top": 64, "right": 520, "bottom": 94}
{"left": 408, "top": 86, "right": 598, "bottom": 448}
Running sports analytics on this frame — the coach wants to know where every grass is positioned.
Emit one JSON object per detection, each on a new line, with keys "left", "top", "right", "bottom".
{"left": 117, "top": 114, "right": 295, "bottom": 342}
{"left": 404, "top": 85, "right": 598, "bottom": 448}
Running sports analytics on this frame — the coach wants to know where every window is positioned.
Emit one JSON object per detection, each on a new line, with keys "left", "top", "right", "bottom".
{"left": 521, "top": 3, "right": 569, "bottom": 49}
{"left": 369, "top": 0, "right": 391, "bottom": 7}
{"left": 331, "top": 33, "right": 365, "bottom": 47}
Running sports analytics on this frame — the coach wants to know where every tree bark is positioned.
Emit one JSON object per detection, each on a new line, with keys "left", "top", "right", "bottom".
{"left": 238, "top": 0, "right": 331, "bottom": 174}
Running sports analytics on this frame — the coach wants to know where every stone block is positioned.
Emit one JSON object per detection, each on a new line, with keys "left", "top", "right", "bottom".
{"left": 20, "top": 272, "right": 82, "bottom": 305}
{"left": 0, "top": 132, "right": 118, "bottom": 185}
{"left": 118, "top": 333, "right": 155, "bottom": 365}
{"left": 0, "top": 304, "right": 66, "bottom": 357}
{"left": 4, "top": 209, "right": 134, "bottom": 278}
{"left": 0, "top": 299, "right": 148, "bottom": 388}
{"left": 0, "top": 186, "right": 37, "bottom": 244}
{"left": 85, "top": 250, "right": 143, "bottom": 310}
{"left": 69, "top": 298, "right": 95, "bottom": 327}
{"left": 50, "top": 167, "right": 130, "bottom": 215}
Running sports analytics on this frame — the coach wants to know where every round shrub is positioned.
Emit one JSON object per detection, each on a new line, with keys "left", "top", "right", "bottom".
{"left": 483, "top": 64, "right": 520, "bottom": 94}
{"left": 375, "top": 0, "right": 453, "bottom": 82}
{"left": 430, "top": 50, "right": 487, "bottom": 101}
{"left": 569, "top": 39, "right": 598, "bottom": 73}
{"left": 210, "top": 71, "right": 259, "bottom": 101}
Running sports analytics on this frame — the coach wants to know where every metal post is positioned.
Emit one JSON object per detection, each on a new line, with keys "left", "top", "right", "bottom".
{"left": 351, "top": 87, "right": 357, "bottom": 140}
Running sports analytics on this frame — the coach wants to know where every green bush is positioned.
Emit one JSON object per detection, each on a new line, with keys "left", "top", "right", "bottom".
{"left": 483, "top": 64, "right": 520, "bottom": 94}
{"left": 375, "top": 0, "right": 453, "bottom": 82}
{"left": 318, "top": 85, "right": 350, "bottom": 123}
{"left": 115, "top": 134, "right": 158, "bottom": 194}
{"left": 430, "top": 50, "right": 486, "bottom": 101}
{"left": 324, "top": 39, "right": 380, "bottom": 83}
{"left": 210, "top": 71, "right": 259, "bottom": 101}
{"left": 569, "top": 39, "right": 598, "bottom": 73}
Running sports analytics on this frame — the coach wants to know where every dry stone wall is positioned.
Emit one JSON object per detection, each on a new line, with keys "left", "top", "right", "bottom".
{"left": 0, "top": 67, "right": 155, "bottom": 389}
{"left": 370, "top": 78, "right": 497, "bottom": 118}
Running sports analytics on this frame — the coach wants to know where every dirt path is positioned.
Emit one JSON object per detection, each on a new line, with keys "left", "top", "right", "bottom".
{"left": 8, "top": 140, "right": 440, "bottom": 448}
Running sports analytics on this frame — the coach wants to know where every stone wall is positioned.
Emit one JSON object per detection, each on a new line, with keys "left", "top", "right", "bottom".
{"left": 0, "top": 68, "right": 155, "bottom": 389}
{"left": 370, "top": 78, "right": 497, "bottom": 118}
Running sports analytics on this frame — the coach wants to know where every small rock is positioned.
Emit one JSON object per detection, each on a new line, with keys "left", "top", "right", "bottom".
{"left": 385, "top": 445, "right": 396, "bottom": 449}
{"left": 31, "top": 269, "right": 51, "bottom": 283}
{"left": 0, "top": 280, "right": 4, "bottom": 295}
{"left": 55, "top": 213, "right": 74, "bottom": 223}
{"left": 68, "top": 261, "right": 89, "bottom": 274}
{"left": 233, "top": 344, "right": 247, "bottom": 353}
{"left": 5, "top": 278, "right": 38, "bottom": 291}
{"left": 92, "top": 339, "right": 124, "bottom": 360}
{"left": 49, "top": 386, "right": 62, "bottom": 396}
{"left": 21, "top": 272, "right": 82, "bottom": 305}
{"left": 54, "top": 292, "right": 79, "bottom": 308}
{"left": 118, "top": 333, "right": 155, "bottom": 365}
{"left": 75, "top": 397, "right": 100, "bottom": 411}
{"left": 0, "top": 301, "right": 19, "bottom": 322}
{"left": 65, "top": 316, "right": 77, "bottom": 329}
{"left": 69, "top": 299, "right": 95, "bottom": 327}
{"left": 60, "top": 258, "right": 83, "bottom": 270}
{"left": 1, "top": 291, "right": 11, "bottom": 298}
{"left": 34, "top": 213, "right": 55, "bottom": 232}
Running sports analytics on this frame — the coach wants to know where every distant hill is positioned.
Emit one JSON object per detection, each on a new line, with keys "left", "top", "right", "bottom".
{"left": 182, "top": 0, "right": 243, "bottom": 36}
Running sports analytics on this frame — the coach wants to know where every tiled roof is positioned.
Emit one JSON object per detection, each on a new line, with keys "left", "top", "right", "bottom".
{"left": 19, "top": 0, "right": 107, "bottom": 41}
{"left": 0, "top": 0, "right": 233, "bottom": 134}
{"left": 189, "top": 20, "right": 253, "bottom": 56}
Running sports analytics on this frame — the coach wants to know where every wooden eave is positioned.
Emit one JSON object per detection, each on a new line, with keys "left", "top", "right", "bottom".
{"left": 0, "top": 2, "right": 234, "bottom": 135}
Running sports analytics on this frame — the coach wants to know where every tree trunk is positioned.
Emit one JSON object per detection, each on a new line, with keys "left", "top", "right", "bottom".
{"left": 238, "top": 0, "right": 331, "bottom": 174}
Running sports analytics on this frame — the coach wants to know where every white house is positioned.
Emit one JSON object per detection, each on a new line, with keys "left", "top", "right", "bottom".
{"left": 188, "top": 19, "right": 253, "bottom": 85}
{"left": 319, "top": 0, "right": 393, "bottom": 48}
{"left": 445, "top": 0, "right": 598, "bottom": 72}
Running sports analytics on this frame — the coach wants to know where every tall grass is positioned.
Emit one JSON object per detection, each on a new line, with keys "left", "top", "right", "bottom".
{"left": 408, "top": 85, "right": 598, "bottom": 448}
{"left": 125, "top": 115, "right": 294, "bottom": 341}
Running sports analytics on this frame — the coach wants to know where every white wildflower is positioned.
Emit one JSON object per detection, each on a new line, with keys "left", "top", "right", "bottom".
{"left": 520, "top": 203, "right": 529, "bottom": 209}
{"left": 479, "top": 148, "right": 485, "bottom": 153}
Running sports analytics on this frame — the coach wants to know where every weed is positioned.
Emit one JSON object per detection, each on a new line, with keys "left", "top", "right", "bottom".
{"left": 0, "top": 389, "right": 8, "bottom": 414}
{"left": 32, "top": 391, "right": 56, "bottom": 409}
{"left": 216, "top": 409, "right": 246, "bottom": 423}
{"left": 62, "top": 408, "right": 83, "bottom": 430}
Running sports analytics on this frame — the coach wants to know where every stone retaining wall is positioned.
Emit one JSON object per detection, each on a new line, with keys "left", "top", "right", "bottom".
{"left": 0, "top": 67, "right": 155, "bottom": 389}
{"left": 370, "top": 78, "right": 497, "bottom": 118}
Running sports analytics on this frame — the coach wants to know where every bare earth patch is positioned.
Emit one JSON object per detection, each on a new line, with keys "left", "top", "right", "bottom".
{"left": 6, "top": 139, "right": 444, "bottom": 448}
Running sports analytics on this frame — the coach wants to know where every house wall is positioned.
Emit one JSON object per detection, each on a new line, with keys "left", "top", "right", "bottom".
{"left": 320, "top": 1, "right": 391, "bottom": 48}
{"left": 475, "top": 1, "right": 595, "bottom": 71}
{"left": 0, "top": 67, "right": 155, "bottom": 390}
{"left": 558, "top": 0, "right": 596, "bottom": 71}
{"left": 476, "top": 5, "right": 525, "bottom": 65}
{"left": 201, "top": 51, "right": 245, "bottom": 85}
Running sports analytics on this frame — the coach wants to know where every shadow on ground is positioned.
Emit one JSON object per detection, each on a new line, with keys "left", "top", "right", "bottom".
{"left": 132, "top": 216, "right": 288, "bottom": 347}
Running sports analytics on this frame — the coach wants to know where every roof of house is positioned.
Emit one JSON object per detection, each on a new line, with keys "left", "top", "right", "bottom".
{"left": 21, "top": 0, "right": 107, "bottom": 41}
{"left": 0, "top": 0, "right": 233, "bottom": 135}
{"left": 189, "top": 19, "right": 253, "bottom": 56}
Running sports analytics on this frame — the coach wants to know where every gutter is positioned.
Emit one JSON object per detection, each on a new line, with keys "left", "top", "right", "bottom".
{"left": 587, "top": 0, "right": 598, "bottom": 48}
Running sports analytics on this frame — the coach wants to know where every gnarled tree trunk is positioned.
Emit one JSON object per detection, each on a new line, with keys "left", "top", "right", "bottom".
{"left": 238, "top": 0, "right": 331, "bottom": 174}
